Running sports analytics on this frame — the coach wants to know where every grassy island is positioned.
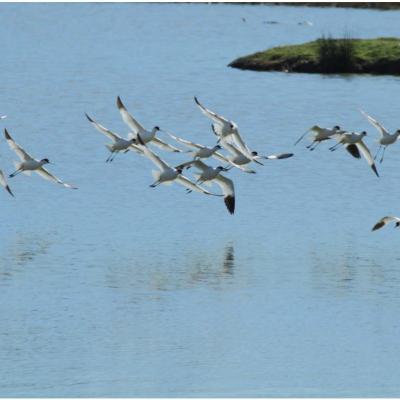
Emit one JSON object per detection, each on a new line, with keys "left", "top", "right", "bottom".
{"left": 229, "top": 37, "right": 400, "bottom": 75}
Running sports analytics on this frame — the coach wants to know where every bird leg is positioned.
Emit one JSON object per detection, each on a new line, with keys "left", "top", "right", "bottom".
{"left": 149, "top": 181, "right": 161, "bottom": 188}
{"left": 9, "top": 168, "right": 23, "bottom": 178}
{"left": 106, "top": 152, "right": 114, "bottom": 163}
{"left": 373, "top": 145, "right": 382, "bottom": 160}
{"left": 329, "top": 141, "right": 343, "bottom": 151}
{"left": 380, "top": 146, "right": 387, "bottom": 164}
{"left": 109, "top": 151, "right": 119, "bottom": 162}
{"left": 308, "top": 141, "right": 321, "bottom": 151}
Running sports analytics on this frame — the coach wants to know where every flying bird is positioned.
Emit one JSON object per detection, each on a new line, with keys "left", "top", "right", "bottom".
{"left": 295, "top": 125, "right": 343, "bottom": 150}
{"left": 329, "top": 131, "right": 379, "bottom": 177}
{"left": 0, "top": 169, "right": 14, "bottom": 196}
{"left": 4, "top": 129, "right": 77, "bottom": 189}
{"left": 116, "top": 96, "right": 182, "bottom": 152}
{"left": 360, "top": 109, "right": 400, "bottom": 163}
{"left": 372, "top": 216, "right": 400, "bottom": 231}
{"left": 178, "top": 159, "right": 235, "bottom": 215}
{"left": 136, "top": 134, "right": 221, "bottom": 196}
{"left": 166, "top": 131, "right": 222, "bottom": 160}
{"left": 85, "top": 113, "right": 142, "bottom": 162}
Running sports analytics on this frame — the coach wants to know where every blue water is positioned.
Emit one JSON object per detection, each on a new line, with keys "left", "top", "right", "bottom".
{"left": 1, "top": 3, "right": 400, "bottom": 396}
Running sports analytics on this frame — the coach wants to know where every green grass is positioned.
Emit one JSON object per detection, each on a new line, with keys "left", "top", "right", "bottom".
{"left": 229, "top": 37, "right": 400, "bottom": 74}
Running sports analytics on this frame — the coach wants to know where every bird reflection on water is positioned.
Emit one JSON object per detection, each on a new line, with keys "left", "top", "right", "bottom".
{"left": 0, "top": 233, "right": 52, "bottom": 282}
{"left": 104, "top": 242, "right": 237, "bottom": 292}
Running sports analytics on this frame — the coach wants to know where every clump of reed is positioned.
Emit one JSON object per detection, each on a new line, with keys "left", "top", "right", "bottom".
{"left": 316, "top": 33, "right": 356, "bottom": 73}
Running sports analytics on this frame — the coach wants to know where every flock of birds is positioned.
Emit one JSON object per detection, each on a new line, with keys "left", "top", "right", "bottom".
{"left": 0, "top": 97, "right": 399, "bottom": 231}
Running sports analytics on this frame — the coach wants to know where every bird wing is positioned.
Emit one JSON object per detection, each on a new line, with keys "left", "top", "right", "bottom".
{"left": 231, "top": 130, "right": 252, "bottom": 157}
{"left": 360, "top": 109, "right": 389, "bottom": 137}
{"left": 116, "top": 96, "right": 146, "bottom": 134}
{"left": 176, "top": 159, "right": 210, "bottom": 172}
{"left": 345, "top": 143, "right": 361, "bottom": 159}
{"left": 35, "top": 167, "right": 78, "bottom": 189}
{"left": 137, "top": 139, "right": 170, "bottom": 171}
{"left": 194, "top": 96, "right": 230, "bottom": 126}
{"left": 166, "top": 131, "right": 204, "bottom": 150}
{"left": 356, "top": 140, "right": 379, "bottom": 177}
{"left": 175, "top": 175, "right": 222, "bottom": 196}
{"left": 4, "top": 129, "right": 34, "bottom": 161}
{"left": 213, "top": 174, "right": 235, "bottom": 215}
{"left": 150, "top": 137, "right": 182, "bottom": 152}
{"left": 85, "top": 113, "right": 122, "bottom": 141}
{"left": 259, "top": 152, "right": 294, "bottom": 160}
{"left": 372, "top": 216, "right": 400, "bottom": 231}
{"left": 220, "top": 139, "right": 244, "bottom": 157}
{"left": 211, "top": 152, "right": 256, "bottom": 173}
{"left": 0, "top": 169, "right": 14, "bottom": 196}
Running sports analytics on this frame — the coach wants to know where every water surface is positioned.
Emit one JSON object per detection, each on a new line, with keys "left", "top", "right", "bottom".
{"left": 1, "top": 3, "right": 400, "bottom": 396}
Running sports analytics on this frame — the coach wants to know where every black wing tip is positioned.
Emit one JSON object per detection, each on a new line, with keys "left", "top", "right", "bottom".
{"left": 4, "top": 128, "right": 10, "bottom": 139}
{"left": 6, "top": 185, "right": 14, "bottom": 197}
{"left": 85, "top": 113, "right": 93, "bottom": 122}
{"left": 372, "top": 221, "right": 384, "bottom": 231}
{"left": 194, "top": 96, "right": 200, "bottom": 105}
{"left": 346, "top": 144, "right": 361, "bottom": 159}
{"left": 278, "top": 153, "right": 294, "bottom": 159}
{"left": 372, "top": 164, "right": 379, "bottom": 177}
{"left": 116, "top": 96, "right": 124, "bottom": 109}
{"left": 224, "top": 195, "right": 235, "bottom": 215}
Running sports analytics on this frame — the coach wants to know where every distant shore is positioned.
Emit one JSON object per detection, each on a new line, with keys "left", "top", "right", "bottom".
{"left": 238, "top": 2, "right": 400, "bottom": 10}
{"left": 229, "top": 37, "right": 400, "bottom": 75}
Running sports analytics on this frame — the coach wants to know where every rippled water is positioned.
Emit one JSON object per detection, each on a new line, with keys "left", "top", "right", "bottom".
{"left": 1, "top": 3, "right": 400, "bottom": 396}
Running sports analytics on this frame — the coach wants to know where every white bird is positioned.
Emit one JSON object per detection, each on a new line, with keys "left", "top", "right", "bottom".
{"left": 372, "top": 216, "right": 400, "bottom": 231}
{"left": 0, "top": 169, "right": 14, "bottom": 196}
{"left": 136, "top": 134, "right": 221, "bottom": 197}
{"left": 116, "top": 96, "right": 182, "bottom": 153}
{"left": 194, "top": 96, "right": 253, "bottom": 156}
{"left": 329, "top": 131, "right": 379, "bottom": 177}
{"left": 360, "top": 109, "right": 400, "bottom": 163}
{"left": 295, "top": 125, "right": 343, "bottom": 150}
{"left": 177, "top": 159, "right": 235, "bottom": 215}
{"left": 4, "top": 129, "right": 78, "bottom": 189}
{"left": 165, "top": 131, "right": 223, "bottom": 159}
{"left": 85, "top": 113, "right": 142, "bottom": 162}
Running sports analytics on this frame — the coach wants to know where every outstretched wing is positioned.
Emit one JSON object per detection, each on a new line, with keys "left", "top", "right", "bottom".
{"left": 85, "top": 113, "right": 122, "bottom": 141}
{"left": 0, "top": 170, "right": 14, "bottom": 196}
{"left": 176, "top": 159, "right": 209, "bottom": 172}
{"left": 257, "top": 152, "right": 294, "bottom": 160}
{"left": 212, "top": 149, "right": 256, "bottom": 173}
{"left": 35, "top": 167, "right": 78, "bottom": 189}
{"left": 230, "top": 131, "right": 252, "bottom": 157}
{"left": 166, "top": 131, "right": 204, "bottom": 150}
{"left": 194, "top": 96, "right": 230, "bottom": 126}
{"left": 372, "top": 216, "right": 400, "bottom": 231}
{"left": 360, "top": 109, "right": 389, "bottom": 137}
{"left": 150, "top": 137, "right": 182, "bottom": 153}
{"left": 4, "top": 129, "right": 34, "bottom": 161}
{"left": 116, "top": 96, "right": 146, "bottom": 134}
{"left": 175, "top": 175, "right": 222, "bottom": 196}
{"left": 137, "top": 136, "right": 170, "bottom": 171}
{"left": 213, "top": 174, "right": 235, "bottom": 215}
{"left": 357, "top": 140, "right": 379, "bottom": 177}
